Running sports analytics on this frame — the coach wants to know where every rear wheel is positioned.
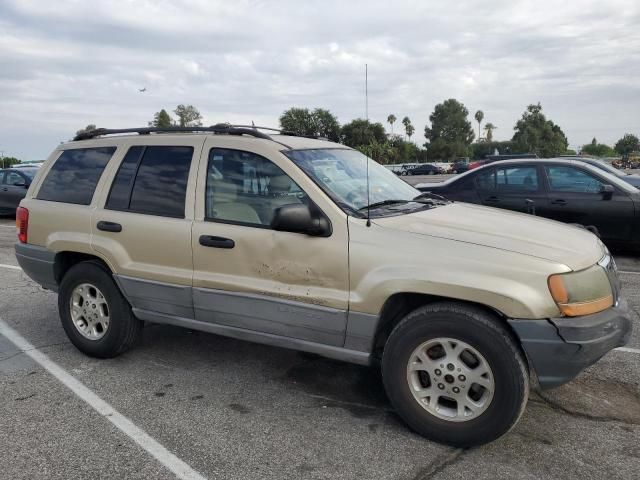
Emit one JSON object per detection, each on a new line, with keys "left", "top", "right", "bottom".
{"left": 58, "top": 262, "right": 142, "bottom": 358}
{"left": 382, "top": 302, "right": 529, "bottom": 447}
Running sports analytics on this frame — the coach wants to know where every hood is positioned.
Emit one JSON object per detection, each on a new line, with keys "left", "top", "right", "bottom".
{"left": 622, "top": 175, "right": 640, "bottom": 188}
{"left": 373, "top": 202, "right": 604, "bottom": 270}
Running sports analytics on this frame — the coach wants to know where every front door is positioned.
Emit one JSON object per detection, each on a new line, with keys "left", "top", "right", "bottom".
{"left": 539, "top": 164, "right": 635, "bottom": 242}
{"left": 3, "top": 171, "right": 29, "bottom": 212}
{"left": 191, "top": 139, "right": 349, "bottom": 346}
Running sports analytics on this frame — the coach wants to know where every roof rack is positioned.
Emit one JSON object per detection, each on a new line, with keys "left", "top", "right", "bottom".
{"left": 73, "top": 124, "right": 274, "bottom": 141}
{"left": 73, "top": 124, "right": 329, "bottom": 142}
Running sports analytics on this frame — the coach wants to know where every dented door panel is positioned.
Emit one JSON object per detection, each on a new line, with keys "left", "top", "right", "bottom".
{"left": 191, "top": 136, "right": 350, "bottom": 344}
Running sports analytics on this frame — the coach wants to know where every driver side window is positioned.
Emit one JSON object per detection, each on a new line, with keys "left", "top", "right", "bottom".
{"left": 206, "top": 149, "right": 309, "bottom": 227}
{"left": 545, "top": 166, "right": 603, "bottom": 194}
{"left": 6, "top": 172, "right": 24, "bottom": 186}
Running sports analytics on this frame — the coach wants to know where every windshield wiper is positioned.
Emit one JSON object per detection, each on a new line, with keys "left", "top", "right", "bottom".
{"left": 357, "top": 199, "right": 410, "bottom": 212}
{"left": 413, "top": 192, "right": 449, "bottom": 202}
{"left": 357, "top": 198, "right": 444, "bottom": 213}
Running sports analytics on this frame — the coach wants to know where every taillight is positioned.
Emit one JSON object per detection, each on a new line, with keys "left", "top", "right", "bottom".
{"left": 16, "top": 207, "right": 29, "bottom": 243}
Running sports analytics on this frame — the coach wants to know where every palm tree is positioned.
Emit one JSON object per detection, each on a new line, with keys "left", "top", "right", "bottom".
{"left": 387, "top": 114, "right": 397, "bottom": 135}
{"left": 406, "top": 123, "right": 415, "bottom": 142}
{"left": 484, "top": 122, "right": 497, "bottom": 142}
{"left": 474, "top": 110, "right": 484, "bottom": 141}
{"left": 402, "top": 116, "right": 411, "bottom": 140}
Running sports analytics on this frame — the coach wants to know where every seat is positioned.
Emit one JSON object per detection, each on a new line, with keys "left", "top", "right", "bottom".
{"left": 260, "top": 174, "right": 302, "bottom": 224}
{"left": 206, "top": 180, "right": 261, "bottom": 224}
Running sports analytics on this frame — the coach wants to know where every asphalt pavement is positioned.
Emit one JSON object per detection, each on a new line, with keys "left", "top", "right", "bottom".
{"left": 0, "top": 216, "right": 639, "bottom": 480}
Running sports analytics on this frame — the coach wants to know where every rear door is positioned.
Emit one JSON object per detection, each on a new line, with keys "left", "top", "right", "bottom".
{"left": 475, "top": 165, "right": 546, "bottom": 214}
{"left": 538, "top": 164, "right": 635, "bottom": 242}
{"left": 91, "top": 138, "right": 204, "bottom": 319}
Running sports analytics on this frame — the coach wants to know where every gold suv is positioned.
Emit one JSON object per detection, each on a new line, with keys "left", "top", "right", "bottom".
{"left": 15, "top": 125, "right": 631, "bottom": 447}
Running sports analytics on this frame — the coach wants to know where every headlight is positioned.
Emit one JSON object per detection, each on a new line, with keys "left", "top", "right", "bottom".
{"left": 548, "top": 264, "right": 613, "bottom": 316}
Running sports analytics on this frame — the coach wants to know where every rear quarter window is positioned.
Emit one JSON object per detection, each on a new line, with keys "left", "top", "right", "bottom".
{"left": 36, "top": 147, "right": 116, "bottom": 205}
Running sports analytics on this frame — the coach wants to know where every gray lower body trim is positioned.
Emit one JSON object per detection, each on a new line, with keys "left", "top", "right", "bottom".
{"left": 114, "top": 275, "right": 194, "bottom": 319}
{"left": 134, "top": 308, "right": 371, "bottom": 366}
{"left": 344, "top": 311, "right": 379, "bottom": 352}
{"left": 14, "top": 243, "right": 57, "bottom": 291}
{"left": 193, "top": 287, "right": 347, "bottom": 347}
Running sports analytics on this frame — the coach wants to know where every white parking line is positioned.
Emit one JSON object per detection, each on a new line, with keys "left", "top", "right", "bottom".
{"left": 0, "top": 264, "right": 21, "bottom": 270}
{"left": 619, "top": 270, "right": 640, "bottom": 275}
{"left": 0, "top": 225, "right": 15, "bottom": 228}
{"left": 0, "top": 318, "right": 207, "bottom": 480}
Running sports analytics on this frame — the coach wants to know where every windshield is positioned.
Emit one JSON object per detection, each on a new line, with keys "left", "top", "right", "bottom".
{"left": 586, "top": 160, "right": 625, "bottom": 177}
{"left": 285, "top": 148, "right": 424, "bottom": 216}
{"left": 19, "top": 168, "right": 39, "bottom": 180}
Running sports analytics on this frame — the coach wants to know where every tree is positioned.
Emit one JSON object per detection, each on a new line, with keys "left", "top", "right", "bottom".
{"left": 471, "top": 141, "right": 514, "bottom": 160}
{"left": 387, "top": 114, "right": 397, "bottom": 135}
{"left": 474, "top": 110, "right": 484, "bottom": 141}
{"left": 75, "top": 124, "right": 97, "bottom": 137}
{"left": 424, "top": 99, "right": 475, "bottom": 161}
{"left": 174, "top": 104, "right": 202, "bottom": 127}
{"left": 511, "top": 103, "right": 568, "bottom": 158}
{"left": 581, "top": 141, "right": 617, "bottom": 157}
{"left": 340, "top": 118, "right": 387, "bottom": 147}
{"left": 484, "top": 122, "right": 497, "bottom": 142}
{"left": 401, "top": 116, "right": 414, "bottom": 141}
{"left": 279, "top": 107, "right": 340, "bottom": 142}
{"left": 149, "top": 109, "right": 173, "bottom": 128}
{"left": 614, "top": 133, "right": 640, "bottom": 158}
{"left": 406, "top": 123, "right": 415, "bottom": 141}
{"left": 310, "top": 108, "right": 341, "bottom": 142}
{"left": 0, "top": 156, "right": 21, "bottom": 168}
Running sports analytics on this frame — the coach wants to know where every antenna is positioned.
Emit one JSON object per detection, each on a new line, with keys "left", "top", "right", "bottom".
{"left": 365, "top": 63, "right": 371, "bottom": 227}
{"left": 365, "top": 63, "right": 368, "bottom": 121}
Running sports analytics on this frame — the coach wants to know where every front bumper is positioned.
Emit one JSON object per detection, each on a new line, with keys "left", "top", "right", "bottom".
{"left": 508, "top": 298, "right": 632, "bottom": 389}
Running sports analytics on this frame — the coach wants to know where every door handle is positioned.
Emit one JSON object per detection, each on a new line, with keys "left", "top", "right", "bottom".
{"left": 96, "top": 221, "right": 122, "bottom": 232}
{"left": 199, "top": 235, "right": 235, "bottom": 249}
{"left": 485, "top": 196, "right": 500, "bottom": 202}
{"left": 550, "top": 199, "right": 567, "bottom": 206}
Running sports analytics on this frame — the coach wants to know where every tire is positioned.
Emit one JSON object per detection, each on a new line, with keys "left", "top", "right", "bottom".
{"left": 58, "top": 261, "right": 142, "bottom": 358}
{"left": 381, "top": 302, "right": 529, "bottom": 447}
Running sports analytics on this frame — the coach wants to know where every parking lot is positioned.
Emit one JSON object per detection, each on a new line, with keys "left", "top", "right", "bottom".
{"left": 1, "top": 214, "right": 639, "bottom": 480}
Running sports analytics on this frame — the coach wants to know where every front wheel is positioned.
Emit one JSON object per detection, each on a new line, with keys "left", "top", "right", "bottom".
{"left": 382, "top": 302, "right": 529, "bottom": 447}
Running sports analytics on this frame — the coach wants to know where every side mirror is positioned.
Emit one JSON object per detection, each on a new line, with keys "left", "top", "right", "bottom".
{"left": 11, "top": 181, "right": 28, "bottom": 188}
{"left": 600, "top": 184, "right": 614, "bottom": 200}
{"left": 271, "top": 203, "right": 331, "bottom": 236}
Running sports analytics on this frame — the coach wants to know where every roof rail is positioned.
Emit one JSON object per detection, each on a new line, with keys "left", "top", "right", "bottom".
{"left": 73, "top": 125, "right": 274, "bottom": 141}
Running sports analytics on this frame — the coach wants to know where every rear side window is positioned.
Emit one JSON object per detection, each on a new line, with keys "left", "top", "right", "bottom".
{"left": 37, "top": 147, "right": 116, "bottom": 204}
{"left": 496, "top": 166, "right": 538, "bottom": 191}
{"left": 106, "top": 146, "right": 193, "bottom": 218}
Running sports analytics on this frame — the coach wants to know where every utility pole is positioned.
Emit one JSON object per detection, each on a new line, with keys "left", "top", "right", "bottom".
{"left": 0, "top": 151, "right": 5, "bottom": 169}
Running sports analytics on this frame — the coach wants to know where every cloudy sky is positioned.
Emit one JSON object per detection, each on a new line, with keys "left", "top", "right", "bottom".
{"left": 1, "top": 0, "right": 639, "bottom": 159}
